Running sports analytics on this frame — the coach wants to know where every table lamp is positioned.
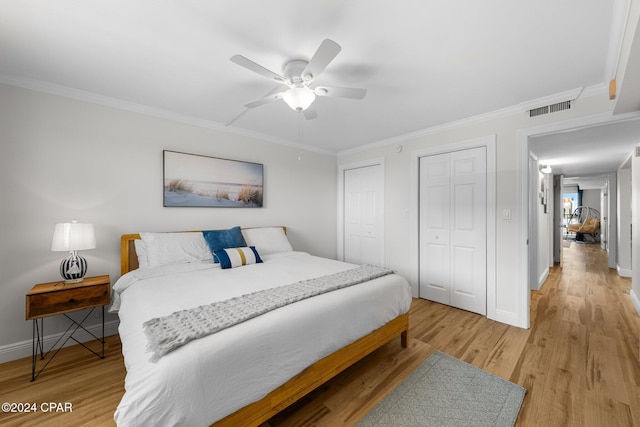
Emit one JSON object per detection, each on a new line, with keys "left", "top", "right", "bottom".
{"left": 51, "top": 220, "right": 96, "bottom": 283}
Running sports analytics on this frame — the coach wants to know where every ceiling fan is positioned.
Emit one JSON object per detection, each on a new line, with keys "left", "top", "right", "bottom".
{"left": 230, "top": 39, "right": 367, "bottom": 120}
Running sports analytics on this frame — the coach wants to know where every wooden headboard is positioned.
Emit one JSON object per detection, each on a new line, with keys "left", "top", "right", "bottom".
{"left": 120, "top": 233, "right": 142, "bottom": 275}
{"left": 120, "top": 227, "right": 287, "bottom": 275}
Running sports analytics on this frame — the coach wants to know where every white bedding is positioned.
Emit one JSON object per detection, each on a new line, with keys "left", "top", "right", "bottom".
{"left": 112, "top": 251, "right": 412, "bottom": 426}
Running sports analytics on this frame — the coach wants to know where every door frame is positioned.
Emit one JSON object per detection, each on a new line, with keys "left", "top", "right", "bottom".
{"left": 517, "top": 110, "right": 640, "bottom": 329}
{"left": 337, "top": 158, "right": 385, "bottom": 264}
{"left": 410, "top": 135, "right": 497, "bottom": 317}
{"left": 528, "top": 151, "right": 540, "bottom": 291}
{"left": 556, "top": 174, "right": 564, "bottom": 269}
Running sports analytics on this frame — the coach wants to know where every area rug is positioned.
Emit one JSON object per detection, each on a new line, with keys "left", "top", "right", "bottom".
{"left": 357, "top": 351, "right": 526, "bottom": 427}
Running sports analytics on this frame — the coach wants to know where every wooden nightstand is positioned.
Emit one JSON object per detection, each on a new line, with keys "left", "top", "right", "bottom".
{"left": 26, "top": 275, "right": 111, "bottom": 381}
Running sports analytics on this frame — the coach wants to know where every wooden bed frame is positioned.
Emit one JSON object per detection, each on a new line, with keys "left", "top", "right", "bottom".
{"left": 119, "top": 230, "right": 409, "bottom": 427}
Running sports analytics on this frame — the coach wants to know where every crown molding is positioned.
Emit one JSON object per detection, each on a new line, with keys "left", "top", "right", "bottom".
{"left": 1, "top": 73, "right": 610, "bottom": 159}
{"left": 338, "top": 83, "right": 609, "bottom": 157}
{"left": 0, "top": 74, "right": 334, "bottom": 157}
{"left": 338, "top": 104, "right": 521, "bottom": 156}
{"left": 517, "top": 87, "right": 584, "bottom": 111}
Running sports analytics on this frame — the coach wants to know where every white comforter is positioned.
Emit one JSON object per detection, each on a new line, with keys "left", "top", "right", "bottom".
{"left": 112, "top": 251, "right": 412, "bottom": 426}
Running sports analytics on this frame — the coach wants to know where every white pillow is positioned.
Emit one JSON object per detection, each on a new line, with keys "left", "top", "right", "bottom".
{"left": 139, "top": 232, "right": 213, "bottom": 268}
{"left": 241, "top": 227, "right": 292, "bottom": 255}
{"left": 134, "top": 239, "right": 149, "bottom": 269}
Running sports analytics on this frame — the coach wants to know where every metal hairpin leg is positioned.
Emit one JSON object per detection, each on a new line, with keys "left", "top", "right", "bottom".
{"left": 30, "top": 307, "right": 106, "bottom": 381}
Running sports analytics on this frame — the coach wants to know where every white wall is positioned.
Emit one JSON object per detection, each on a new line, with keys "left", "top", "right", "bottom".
{"left": 338, "top": 92, "right": 613, "bottom": 328}
{"left": 535, "top": 170, "right": 552, "bottom": 290}
{"left": 581, "top": 189, "right": 601, "bottom": 211}
{"left": 604, "top": 173, "right": 618, "bottom": 269}
{"left": 632, "top": 147, "right": 640, "bottom": 315}
{"left": 580, "top": 188, "right": 602, "bottom": 246}
{"left": 553, "top": 175, "right": 563, "bottom": 264}
{"left": 617, "top": 162, "right": 632, "bottom": 276}
{"left": 0, "top": 83, "right": 338, "bottom": 361}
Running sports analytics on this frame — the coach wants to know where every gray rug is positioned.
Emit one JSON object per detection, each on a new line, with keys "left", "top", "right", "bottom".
{"left": 357, "top": 351, "right": 526, "bottom": 427}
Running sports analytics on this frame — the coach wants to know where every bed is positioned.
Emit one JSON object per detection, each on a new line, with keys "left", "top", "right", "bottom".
{"left": 111, "top": 226, "right": 411, "bottom": 426}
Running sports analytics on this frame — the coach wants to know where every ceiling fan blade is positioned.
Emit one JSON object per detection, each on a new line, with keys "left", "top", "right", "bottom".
{"left": 227, "top": 87, "right": 285, "bottom": 125}
{"left": 244, "top": 90, "right": 286, "bottom": 109}
{"left": 225, "top": 108, "right": 250, "bottom": 127}
{"left": 303, "top": 106, "right": 318, "bottom": 120}
{"left": 230, "top": 55, "right": 288, "bottom": 84}
{"left": 314, "top": 86, "right": 367, "bottom": 100}
{"left": 301, "top": 39, "right": 341, "bottom": 83}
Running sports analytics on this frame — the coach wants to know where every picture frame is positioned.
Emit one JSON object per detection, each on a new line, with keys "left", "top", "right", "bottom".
{"left": 163, "top": 150, "right": 263, "bottom": 208}
{"left": 540, "top": 175, "right": 548, "bottom": 213}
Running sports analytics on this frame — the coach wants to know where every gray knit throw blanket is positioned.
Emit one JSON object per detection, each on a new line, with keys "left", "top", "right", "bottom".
{"left": 143, "top": 265, "right": 393, "bottom": 361}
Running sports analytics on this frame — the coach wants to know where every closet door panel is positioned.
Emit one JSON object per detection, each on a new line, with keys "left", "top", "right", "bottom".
{"left": 419, "top": 154, "right": 451, "bottom": 304}
{"left": 420, "top": 147, "right": 487, "bottom": 315}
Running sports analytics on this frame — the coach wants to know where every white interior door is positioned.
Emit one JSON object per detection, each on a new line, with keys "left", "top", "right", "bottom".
{"left": 419, "top": 147, "right": 487, "bottom": 315}
{"left": 344, "top": 165, "right": 384, "bottom": 266}
{"left": 601, "top": 182, "right": 608, "bottom": 250}
{"left": 419, "top": 153, "right": 451, "bottom": 305}
{"left": 559, "top": 174, "right": 564, "bottom": 268}
{"left": 528, "top": 154, "right": 539, "bottom": 290}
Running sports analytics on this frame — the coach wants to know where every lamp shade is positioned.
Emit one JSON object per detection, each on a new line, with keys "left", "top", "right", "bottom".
{"left": 51, "top": 221, "right": 96, "bottom": 252}
{"left": 282, "top": 86, "right": 316, "bottom": 111}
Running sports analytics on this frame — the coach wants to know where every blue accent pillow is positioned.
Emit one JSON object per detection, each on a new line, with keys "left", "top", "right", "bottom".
{"left": 215, "top": 246, "right": 263, "bottom": 269}
{"left": 202, "top": 227, "right": 247, "bottom": 262}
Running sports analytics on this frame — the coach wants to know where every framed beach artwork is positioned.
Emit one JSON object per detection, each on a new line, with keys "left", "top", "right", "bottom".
{"left": 163, "top": 150, "right": 263, "bottom": 207}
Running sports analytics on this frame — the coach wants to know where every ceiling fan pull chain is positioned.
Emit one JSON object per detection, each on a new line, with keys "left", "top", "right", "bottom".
{"left": 298, "top": 111, "right": 304, "bottom": 161}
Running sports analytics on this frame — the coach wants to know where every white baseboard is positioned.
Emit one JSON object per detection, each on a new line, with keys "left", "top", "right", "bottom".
{"left": 534, "top": 268, "right": 549, "bottom": 291}
{"left": 617, "top": 265, "right": 632, "bottom": 278}
{"left": 0, "top": 320, "right": 119, "bottom": 364}
{"left": 491, "top": 308, "right": 524, "bottom": 328}
{"left": 631, "top": 290, "right": 640, "bottom": 317}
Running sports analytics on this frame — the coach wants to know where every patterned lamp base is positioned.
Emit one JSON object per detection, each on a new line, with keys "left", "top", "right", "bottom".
{"left": 60, "top": 253, "right": 88, "bottom": 284}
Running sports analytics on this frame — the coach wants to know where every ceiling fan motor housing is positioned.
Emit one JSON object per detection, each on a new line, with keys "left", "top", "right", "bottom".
{"left": 283, "top": 59, "right": 311, "bottom": 85}
{"left": 230, "top": 39, "right": 365, "bottom": 117}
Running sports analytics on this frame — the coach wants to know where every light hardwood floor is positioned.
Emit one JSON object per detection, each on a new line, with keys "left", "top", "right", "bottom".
{"left": 0, "top": 243, "right": 638, "bottom": 426}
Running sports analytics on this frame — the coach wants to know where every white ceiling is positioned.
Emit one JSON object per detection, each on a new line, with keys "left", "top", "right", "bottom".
{"left": 0, "top": 0, "right": 629, "bottom": 154}
{"left": 531, "top": 118, "right": 640, "bottom": 189}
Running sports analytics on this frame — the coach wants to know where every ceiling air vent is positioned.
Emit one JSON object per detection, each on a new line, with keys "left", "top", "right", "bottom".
{"left": 635, "top": 146, "right": 640, "bottom": 158}
{"left": 528, "top": 100, "right": 572, "bottom": 118}
{"left": 529, "top": 105, "right": 549, "bottom": 117}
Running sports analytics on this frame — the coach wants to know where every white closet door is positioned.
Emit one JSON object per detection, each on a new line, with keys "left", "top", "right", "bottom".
{"left": 419, "top": 147, "right": 487, "bottom": 315}
{"left": 344, "top": 165, "right": 384, "bottom": 266}
{"left": 449, "top": 148, "right": 486, "bottom": 313}
{"left": 419, "top": 153, "right": 451, "bottom": 305}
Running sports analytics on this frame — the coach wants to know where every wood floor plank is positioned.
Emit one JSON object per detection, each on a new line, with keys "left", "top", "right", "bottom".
{"left": 484, "top": 325, "right": 530, "bottom": 380}
{"left": 0, "top": 243, "right": 638, "bottom": 426}
{"left": 511, "top": 342, "right": 557, "bottom": 425}
{"left": 0, "top": 335, "right": 122, "bottom": 426}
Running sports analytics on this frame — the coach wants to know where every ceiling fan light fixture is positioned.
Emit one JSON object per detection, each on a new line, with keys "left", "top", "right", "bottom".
{"left": 282, "top": 86, "right": 316, "bottom": 111}
{"left": 231, "top": 39, "right": 364, "bottom": 118}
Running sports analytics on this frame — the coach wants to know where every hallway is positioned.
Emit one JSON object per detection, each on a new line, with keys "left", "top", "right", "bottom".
{"left": 514, "top": 242, "right": 640, "bottom": 426}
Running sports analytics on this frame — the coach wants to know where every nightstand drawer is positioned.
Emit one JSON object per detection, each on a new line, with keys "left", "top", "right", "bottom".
{"left": 26, "top": 276, "right": 111, "bottom": 319}
{"left": 26, "top": 274, "right": 111, "bottom": 380}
